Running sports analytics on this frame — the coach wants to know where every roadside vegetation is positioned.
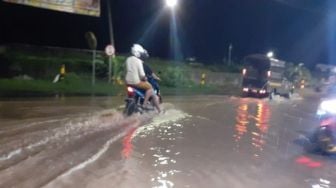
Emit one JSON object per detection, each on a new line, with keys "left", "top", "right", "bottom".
{"left": 0, "top": 44, "right": 241, "bottom": 97}
{"left": 1, "top": 44, "right": 312, "bottom": 97}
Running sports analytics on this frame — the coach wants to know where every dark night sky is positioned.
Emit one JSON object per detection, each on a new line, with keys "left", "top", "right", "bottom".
{"left": 0, "top": 0, "right": 333, "bottom": 67}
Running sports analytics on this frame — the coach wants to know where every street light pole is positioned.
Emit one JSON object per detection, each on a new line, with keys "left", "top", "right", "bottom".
{"left": 107, "top": 0, "right": 115, "bottom": 83}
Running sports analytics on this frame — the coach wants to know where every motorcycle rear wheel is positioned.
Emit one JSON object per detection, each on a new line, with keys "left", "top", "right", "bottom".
{"left": 124, "top": 99, "right": 137, "bottom": 116}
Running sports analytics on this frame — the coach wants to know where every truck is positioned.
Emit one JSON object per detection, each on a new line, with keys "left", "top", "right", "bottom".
{"left": 241, "top": 54, "right": 293, "bottom": 98}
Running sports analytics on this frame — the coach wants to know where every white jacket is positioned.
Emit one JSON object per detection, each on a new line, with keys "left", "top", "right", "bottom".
{"left": 125, "top": 56, "right": 145, "bottom": 85}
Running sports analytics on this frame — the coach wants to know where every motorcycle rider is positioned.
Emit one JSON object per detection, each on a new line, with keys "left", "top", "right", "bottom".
{"left": 125, "top": 44, "right": 161, "bottom": 113}
{"left": 141, "top": 50, "right": 161, "bottom": 93}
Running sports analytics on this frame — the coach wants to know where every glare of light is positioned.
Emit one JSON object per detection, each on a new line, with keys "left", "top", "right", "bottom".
{"left": 320, "top": 178, "right": 330, "bottom": 185}
{"left": 127, "top": 87, "right": 134, "bottom": 92}
{"left": 319, "top": 99, "right": 336, "bottom": 114}
{"left": 312, "top": 184, "right": 321, "bottom": 188}
{"left": 267, "top": 51, "right": 274, "bottom": 58}
{"left": 137, "top": 11, "right": 165, "bottom": 44}
{"left": 267, "top": 70, "right": 271, "bottom": 77}
{"left": 316, "top": 109, "right": 326, "bottom": 116}
{"left": 242, "top": 68, "right": 247, "bottom": 75}
{"left": 168, "top": 5, "right": 183, "bottom": 60}
{"left": 165, "top": 0, "right": 178, "bottom": 8}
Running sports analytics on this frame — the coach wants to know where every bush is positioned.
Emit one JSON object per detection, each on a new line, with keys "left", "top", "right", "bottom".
{"left": 206, "top": 64, "right": 242, "bottom": 73}
{"left": 0, "top": 55, "right": 11, "bottom": 78}
{"left": 113, "top": 56, "right": 127, "bottom": 81}
{"left": 160, "top": 67, "right": 193, "bottom": 87}
{"left": 62, "top": 72, "right": 83, "bottom": 84}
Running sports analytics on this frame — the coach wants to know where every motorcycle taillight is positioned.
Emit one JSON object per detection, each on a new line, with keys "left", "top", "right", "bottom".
{"left": 127, "top": 87, "right": 135, "bottom": 97}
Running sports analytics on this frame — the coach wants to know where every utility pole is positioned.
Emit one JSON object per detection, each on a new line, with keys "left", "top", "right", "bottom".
{"left": 85, "top": 31, "right": 97, "bottom": 86}
{"left": 92, "top": 50, "right": 96, "bottom": 85}
{"left": 107, "top": 0, "right": 115, "bottom": 83}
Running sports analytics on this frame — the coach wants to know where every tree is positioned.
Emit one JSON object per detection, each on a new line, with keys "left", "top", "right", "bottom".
{"left": 85, "top": 32, "right": 97, "bottom": 50}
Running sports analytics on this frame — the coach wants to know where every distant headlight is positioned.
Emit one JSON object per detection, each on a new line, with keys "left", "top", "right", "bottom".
{"left": 317, "top": 99, "right": 336, "bottom": 115}
{"left": 259, "top": 89, "right": 266, "bottom": 94}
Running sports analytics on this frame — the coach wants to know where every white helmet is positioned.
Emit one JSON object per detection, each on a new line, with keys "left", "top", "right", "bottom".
{"left": 131, "top": 44, "right": 148, "bottom": 59}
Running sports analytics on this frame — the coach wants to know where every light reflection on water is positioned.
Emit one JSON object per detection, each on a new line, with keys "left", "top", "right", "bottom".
{"left": 306, "top": 177, "right": 332, "bottom": 188}
{"left": 122, "top": 127, "right": 137, "bottom": 159}
{"left": 294, "top": 156, "right": 334, "bottom": 187}
{"left": 233, "top": 101, "right": 271, "bottom": 158}
{"left": 121, "top": 109, "right": 190, "bottom": 188}
{"left": 149, "top": 122, "right": 184, "bottom": 188}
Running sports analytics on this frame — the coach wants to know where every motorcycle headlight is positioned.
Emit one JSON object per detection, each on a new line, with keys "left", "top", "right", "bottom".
{"left": 317, "top": 99, "right": 336, "bottom": 115}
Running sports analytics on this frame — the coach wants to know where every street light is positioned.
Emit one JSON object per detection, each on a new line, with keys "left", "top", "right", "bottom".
{"left": 267, "top": 51, "right": 274, "bottom": 58}
{"left": 165, "top": 0, "right": 180, "bottom": 60}
{"left": 165, "top": 0, "right": 178, "bottom": 8}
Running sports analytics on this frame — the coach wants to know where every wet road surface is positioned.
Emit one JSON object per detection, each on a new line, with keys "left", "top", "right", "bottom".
{"left": 0, "top": 94, "right": 334, "bottom": 188}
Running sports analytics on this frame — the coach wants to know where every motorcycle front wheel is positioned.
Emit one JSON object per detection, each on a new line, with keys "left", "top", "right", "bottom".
{"left": 317, "top": 128, "right": 336, "bottom": 154}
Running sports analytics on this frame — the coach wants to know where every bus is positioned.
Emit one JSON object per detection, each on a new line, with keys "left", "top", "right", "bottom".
{"left": 241, "top": 54, "right": 293, "bottom": 98}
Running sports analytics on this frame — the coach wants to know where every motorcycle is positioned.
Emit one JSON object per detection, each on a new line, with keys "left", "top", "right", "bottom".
{"left": 123, "top": 80, "right": 162, "bottom": 116}
{"left": 306, "top": 99, "right": 336, "bottom": 154}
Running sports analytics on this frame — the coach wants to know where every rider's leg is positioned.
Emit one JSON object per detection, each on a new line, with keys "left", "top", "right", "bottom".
{"left": 143, "top": 88, "right": 153, "bottom": 107}
{"left": 136, "top": 81, "right": 153, "bottom": 107}
{"left": 152, "top": 94, "right": 161, "bottom": 113}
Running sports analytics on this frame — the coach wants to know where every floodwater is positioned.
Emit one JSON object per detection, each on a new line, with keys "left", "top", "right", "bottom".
{"left": 0, "top": 94, "right": 334, "bottom": 188}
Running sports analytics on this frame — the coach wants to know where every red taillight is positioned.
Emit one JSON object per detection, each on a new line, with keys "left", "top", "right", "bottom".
{"left": 127, "top": 87, "right": 135, "bottom": 97}
{"left": 267, "top": 71, "right": 271, "bottom": 77}
{"left": 127, "top": 87, "right": 134, "bottom": 93}
{"left": 242, "top": 69, "right": 247, "bottom": 75}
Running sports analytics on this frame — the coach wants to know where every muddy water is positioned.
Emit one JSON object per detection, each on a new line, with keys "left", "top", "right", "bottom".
{"left": 0, "top": 95, "right": 335, "bottom": 188}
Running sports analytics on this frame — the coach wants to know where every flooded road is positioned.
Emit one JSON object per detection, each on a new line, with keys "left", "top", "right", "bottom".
{"left": 0, "top": 94, "right": 334, "bottom": 188}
